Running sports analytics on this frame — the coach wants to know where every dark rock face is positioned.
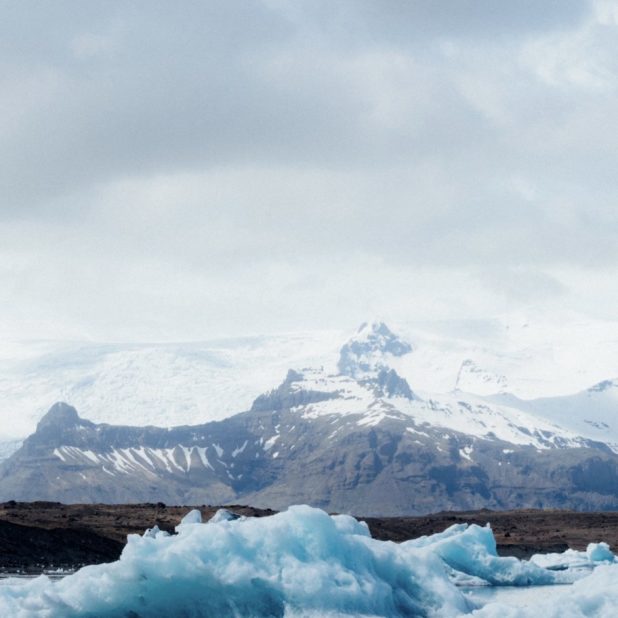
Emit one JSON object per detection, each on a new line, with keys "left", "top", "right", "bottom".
{"left": 373, "top": 368, "right": 416, "bottom": 400}
{"left": 35, "top": 402, "right": 86, "bottom": 435}
{"left": 251, "top": 370, "right": 338, "bottom": 412}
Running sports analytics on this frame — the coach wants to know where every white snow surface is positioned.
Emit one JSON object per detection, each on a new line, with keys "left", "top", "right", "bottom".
{"left": 0, "top": 332, "right": 341, "bottom": 440}
{"left": 498, "top": 381, "right": 618, "bottom": 452}
{"left": 3, "top": 313, "right": 618, "bottom": 449}
{"left": 294, "top": 368, "right": 588, "bottom": 450}
{"left": 0, "top": 506, "right": 615, "bottom": 617}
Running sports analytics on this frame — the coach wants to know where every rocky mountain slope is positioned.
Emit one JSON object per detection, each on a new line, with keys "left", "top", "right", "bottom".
{"left": 1, "top": 323, "right": 618, "bottom": 515}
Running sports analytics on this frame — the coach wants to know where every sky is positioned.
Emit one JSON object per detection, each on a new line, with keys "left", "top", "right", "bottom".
{"left": 2, "top": 0, "right": 618, "bottom": 341}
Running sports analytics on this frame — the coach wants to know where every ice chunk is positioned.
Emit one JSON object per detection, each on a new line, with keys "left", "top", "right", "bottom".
{"left": 586, "top": 542, "right": 615, "bottom": 563}
{"left": 142, "top": 525, "right": 169, "bottom": 539}
{"left": 0, "top": 505, "right": 469, "bottom": 617}
{"left": 181, "top": 508, "right": 202, "bottom": 524}
{"left": 175, "top": 508, "right": 202, "bottom": 531}
{"left": 530, "top": 542, "right": 615, "bottom": 572}
{"left": 404, "top": 523, "right": 564, "bottom": 586}
{"left": 208, "top": 508, "right": 243, "bottom": 523}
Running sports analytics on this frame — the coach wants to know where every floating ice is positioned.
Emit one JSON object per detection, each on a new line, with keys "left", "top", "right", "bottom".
{"left": 530, "top": 541, "right": 616, "bottom": 572}
{"left": 586, "top": 542, "right": 615, "bottom": 563}
{"left": 173, "top": 507, "right": 203, "bottom": 534}
{"left": 0, "top": 505, "right": 469, "bottom": 617}
{"left": 473, "top": 563, "right": 618, "bottom": 617}
{"left": 179, "top": 508, "right": 202, "bottom": 525}
{"left": 404, "top": 523, "right": 566, "bottom": 586}
{"left": 142, "top": 524, "right": 169, "bottom": 540}
{"left": 208, "top": 508, "right": 243, "bottom": 524}
{"left": 0, "top": 506, "right": 613, "bottom": 617}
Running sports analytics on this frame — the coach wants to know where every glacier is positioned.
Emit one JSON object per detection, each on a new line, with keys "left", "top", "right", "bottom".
{"left": 0, "top": 506, "right": 615, "bottom": 617}
{"left": 5, "top": 313, "right": 618, "bottom": 445}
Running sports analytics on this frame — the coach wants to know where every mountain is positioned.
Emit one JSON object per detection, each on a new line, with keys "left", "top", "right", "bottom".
{"left": 488, "top": 379, "right": 618, "bottom": 452}
{"left": 2, "top": 323, "right": 618, "bottom": 515}
{"left": 4, "top": 312, "right": 618, "bottom": 447}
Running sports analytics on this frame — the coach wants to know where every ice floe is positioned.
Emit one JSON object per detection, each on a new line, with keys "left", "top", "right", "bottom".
{"left": 0, "top": 506, "right": 614, "bottom": 617}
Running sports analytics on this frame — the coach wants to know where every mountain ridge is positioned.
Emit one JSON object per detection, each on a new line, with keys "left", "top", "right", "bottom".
{"left": 2, "top": 322, "right": 618, "bottom": 515}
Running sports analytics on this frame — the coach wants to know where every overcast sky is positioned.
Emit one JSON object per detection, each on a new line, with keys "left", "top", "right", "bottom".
{"left": 2, "top": 0, "right": 618, "bottom": 341}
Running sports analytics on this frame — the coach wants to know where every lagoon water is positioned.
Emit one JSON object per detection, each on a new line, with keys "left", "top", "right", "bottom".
{"left": 463, "top": 583, "right": 575, "bottom": 608}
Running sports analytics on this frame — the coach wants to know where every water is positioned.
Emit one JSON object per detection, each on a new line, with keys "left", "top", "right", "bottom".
{"left": 0, "top": 571, "right": 72, "bottom": 585}
{"left": 462, "top": 583, "right": 574, "bottom": 608}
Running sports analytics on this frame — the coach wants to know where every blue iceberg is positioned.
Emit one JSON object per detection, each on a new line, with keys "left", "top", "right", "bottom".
{"left": 0, "top": 505, "right": 468, "bottom": 617}
{"left": 404, "top": 523, "right": 567, "bottom": 586}
{"left": 0, "top": 505, "right": 614, "bottom": 617}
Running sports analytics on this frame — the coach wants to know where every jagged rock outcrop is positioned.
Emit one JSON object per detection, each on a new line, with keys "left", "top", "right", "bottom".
{"left": 251, "top": 370, "right": 338, "bottom": 412}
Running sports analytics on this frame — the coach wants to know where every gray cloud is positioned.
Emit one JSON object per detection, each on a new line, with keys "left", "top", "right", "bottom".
{"left": 1, "top": 0, "right": 617, "bottom": 340}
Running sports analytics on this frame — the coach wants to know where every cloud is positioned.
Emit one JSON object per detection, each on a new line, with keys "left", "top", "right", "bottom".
{"left": 1, "top": 0, "right": 617, "bottom": 340}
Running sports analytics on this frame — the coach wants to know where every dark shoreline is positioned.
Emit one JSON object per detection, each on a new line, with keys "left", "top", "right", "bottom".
{"left": 0, "top": 502, "right": 616, "bottom": 572}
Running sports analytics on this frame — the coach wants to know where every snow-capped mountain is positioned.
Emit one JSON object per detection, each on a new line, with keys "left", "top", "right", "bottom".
{"left": 3, "top": 312, "right": 618, "bottom": 446}
{"left": 488, "top": 379, "right": 618, "bottom": 452}
{"left": 2, "top": 322, "right": 618, "bottom": 515}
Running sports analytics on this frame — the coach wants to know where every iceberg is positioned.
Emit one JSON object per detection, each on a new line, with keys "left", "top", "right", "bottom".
{"left": 529, "top": 541, "right": 616, "bottom": 572}
{"left": 586, "top": 542, "right": 615, "bottom": 563}
{"left": 0, "top": 505, "right": 613, "bottom": 617}
{"left": 404, "top": 523, "right": 568, "bottom": 586}
{"left": 0, "top": 505, "right": 469, "bottom": 617}
{"left": 208, "top": 508, "right": 244, "bottom": 524}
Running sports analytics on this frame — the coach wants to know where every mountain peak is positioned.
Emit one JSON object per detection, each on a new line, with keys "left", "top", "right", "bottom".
{"left": 338, "top": 322, "right": 412, "bottom": 378}
{"left": 36, "top": 402, "right": 81, "bottom": 432}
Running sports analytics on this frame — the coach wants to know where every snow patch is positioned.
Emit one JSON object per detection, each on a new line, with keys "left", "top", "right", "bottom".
{"left": 232, "top": 440, "right": 248, "bottom": 457}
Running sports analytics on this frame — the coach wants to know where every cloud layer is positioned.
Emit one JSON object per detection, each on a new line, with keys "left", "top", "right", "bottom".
{"left": 1, "top": 0, "right": 617, "bottom": 340}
